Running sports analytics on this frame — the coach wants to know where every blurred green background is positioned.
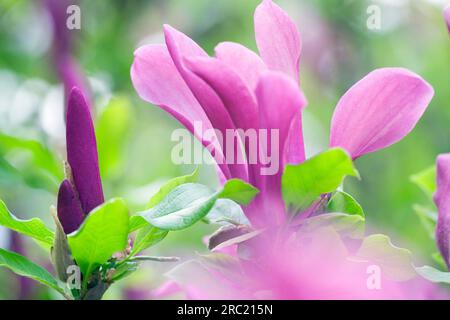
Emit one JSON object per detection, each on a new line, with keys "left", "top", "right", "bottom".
{"left": 0, "top": 0, "right": 449, "bottom": 299}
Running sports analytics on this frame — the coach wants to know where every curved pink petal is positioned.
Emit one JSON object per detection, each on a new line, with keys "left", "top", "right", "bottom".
{"left": 131, "top": 44, "right": 230, "bottom": 180}
{"left": 66, "top": 88, "right": 104, "bottom": 214}
{"left": 435, "top": 154, "right": 450, "bottom": 269}
{"left": 284, "top": 116, "right": 306, "bottom": 165}
{"left": 164, "top": 25, "right": 243, "bottom": 180}
{"left": 215, "top": 42, "right": 267, "bottom": 90}
{"left": 254, "top": 0, "right": 302, "bottom": 82}
{"left": 445, "top": 5, "right": 450, "bottom": 34}
{"left": 185, "top": 56, "right": 260, "bottom": 182}
{"left": 184, "top": 57, "right": 258, "bottom": 132}
{"left": 253, "top": 71, "right": 307, "bottom": 225}
{"left": 329, "top": 68, "right": 434, "bottom": 159}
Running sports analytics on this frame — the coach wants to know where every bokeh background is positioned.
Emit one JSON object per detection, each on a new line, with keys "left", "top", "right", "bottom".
{"left": 0, "top": 0, "right": 449, "bottom": 299}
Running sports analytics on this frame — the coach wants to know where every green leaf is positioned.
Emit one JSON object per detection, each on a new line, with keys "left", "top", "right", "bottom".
{"left": 415, "top": 265, "right": 450, "bottom": 283}
{"left": 327, "top": 191, "right": 364, "bottom": 217}
{"left": 68, "top": 198, "right": 129, "bottom": 277}
{"left": 0, "top": 133, "right": 63, "bottom": 192}
{"left": 0, "top": 248, "right": 64, "bottom": 295}
{"left": 282, "top": 148, "right": 358, "bottom": 211}
{"left": 355, "top": 234, "right": 416, "bottom": 281}
{"left": 147, "top": 168, "right": 199, "bottom": 209}
{"left": 218, "top": 179, "right": 259, "bottom": 205}
{"left": 131, "top": 225, "right": 168, "bottom": 256}
{"left": 138, "top": 183, "right": 217, "bottom": 231}
{"left": 0, "top": 200, "right": 54, "bottom": 245}
{"left": 204, "top": 199, "right": 250, "bottom": 226}
{"left": 96, "top": 97, "right": 133, "bottom": 181}
{"left": 412, "top": 204, "right": 437, "bottom": 239}
{"left": 410, "top": 166, "right": 436, "bottom": 198}
{"left": 129, "top": 215, "right": 148, "bottom": 233}
{"left": 298, "top": 213, "right": 365, "bottom": 239}
{"left": 128, "top": 169, "right": 200, "bottom": 234}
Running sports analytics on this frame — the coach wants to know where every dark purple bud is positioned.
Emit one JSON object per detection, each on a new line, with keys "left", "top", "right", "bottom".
{"left": 57, "top": 180, "right": 85, "bottom": 234}
{"left": 66, "top": 88, "right": 104, "bottom": 215}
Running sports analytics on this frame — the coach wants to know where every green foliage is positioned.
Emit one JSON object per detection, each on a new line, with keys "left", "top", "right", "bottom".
{"left": 137, "top": 179, "right": 257, "bottom": 231}
{"left": 416, "top": 265, "right": 450, "bottom": 284}
{"left": 68, "top": 199, "right": 129, "bottom": 278}
{"left": 282, "top": 148, "right": 358, "bottom": 212}
{"left": 131, "top": 225, "right": 168, "bottom": 256}
{"left": 0, "top": 133, "right": 63, "bottom": 192}
{"left": 327, "top": 191, "right": 364, "bottom": 217}
{"left": 0, "top": 248, "right": 64, "bottom": 295}
{"left": 147, "top": 168, "right": 199, "bottom": 209}
{"left": 0, "top": 200, "right": 54, "bottom": 245}
{"left": 218, "top": 179, "right": 259, "bottom": 205}
{"left": 96, "top": 97, "right": 134, "bottom": 181}
{"left": 410, "top": 166, "right": 436, "bottom": 198}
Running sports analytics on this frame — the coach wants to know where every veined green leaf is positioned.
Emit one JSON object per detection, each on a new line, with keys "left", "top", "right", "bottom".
{"left": 282, "top": 148, "right": 358, "bottom": 211}
{"left": 327, "top": 191, "right": 364, "bottom": 217}
{"left": 204, "top": 199, "right": 250, "bottom": 226}
{"left": 147, "top": 168, "right": 199, "bottom": 209}
{"left": 139, "top": 183, "right": 217, "bottom": 231}
{"left": 68, "top": 199, "right": 129, "bottom": 277}
{"left": 0, "top": 200, "right": 54, "bottom": 245}
{"left": 0, "top": 248, "right": 64, "bottom": 295}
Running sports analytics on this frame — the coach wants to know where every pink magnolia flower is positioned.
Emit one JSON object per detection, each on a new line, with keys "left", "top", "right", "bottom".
{"left": 131, "top": 0, "right": 434, "bottom": 227}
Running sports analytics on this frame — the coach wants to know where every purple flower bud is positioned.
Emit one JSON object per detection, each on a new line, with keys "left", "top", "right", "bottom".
{"left": 57, "top": 180, "right": 85, "bottom": 234}
{"left": 66, "top": 87, "right": 104, "bottom": 215}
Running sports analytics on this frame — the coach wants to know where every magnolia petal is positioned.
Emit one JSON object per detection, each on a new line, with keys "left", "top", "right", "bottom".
{"left": 185, "top": 57, "right": 258, "bottom": 132}
{"left": 163, "top": 25, "right": 236, "bottom": 137}
{"left": 164, "top": 25, "right": 240, "bottom": 180}
{"left": 254, "top": 71, "right": 306, "bottom": 224}
{"left": 215, "top": 42, "right": 267, "bottom": 90}
{"left": 185, "top": 56, "right": 262, "bottom": 181}
{"left": 329, "top": 68, "right": 434, "bottom": 159}
{"left": 57, "top": 180, "right": 85, "bottom": 234}
{"left": 66, "top": 88, "right": 104, "bottom": 214}
{"left": 131, "top": 44, "right": 211, "bottom": 134}
{"left": 131, "top": 44, "right": 231, "bottom": 180}
{"left": 445, "top": 5, "right": 450, "bottom": 34}
{"left": 284, "top": 115, "right": 306, "bottom": 165}
{"left": 435, "top": 154, "right": 450, "bottom": 269}
{"left": 254, "top": 0, "right": 302, "bottom": 81}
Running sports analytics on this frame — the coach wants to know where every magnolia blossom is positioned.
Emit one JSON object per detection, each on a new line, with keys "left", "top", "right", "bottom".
{"left": 131, "top": 0, "right": 434, "bottom": 227}
{"left": 57, "top": 88, "right": 104, "bottom": 233}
